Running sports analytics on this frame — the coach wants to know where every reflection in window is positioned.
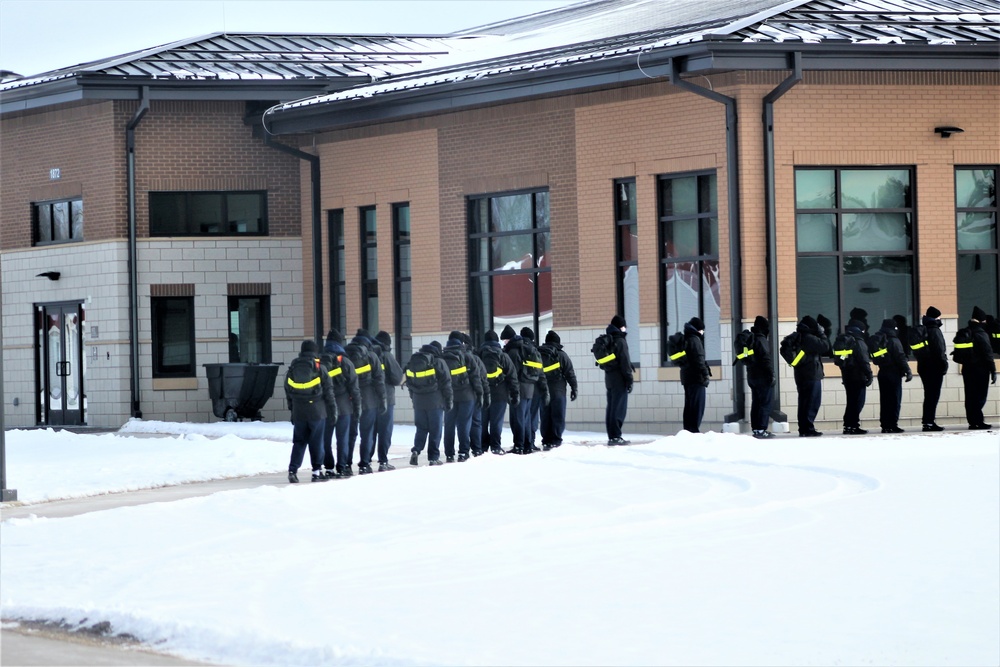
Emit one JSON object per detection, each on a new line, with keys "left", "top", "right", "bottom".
{"left": 360, "top": 206, "right": 379, "bottom": 333}
{"left": 615, "top": 179, "right": 640, "bottom": 364}
{"left": 795, "top": 167, "right": 915, "bottom": 335}
{"left": 149, "top": 191, "right": 266, "bottom": 236}
{"left": 228, "top": 296, "right": 271, "bottom": 363}
{"left": 659, "top": 171, "right": 720, "bottom": 363}
{"left": 151, "top": 297, "right": 195, "bottom": 377}
{"left": 956, "top": 167, "right": 998, "bottom": 318}
{"left": 34, "top": 198, "right": 83, "bottom": 245}
{"left": 328, "top": 209, "right": 347, "bottom": 334}
{"left": 468, "top": 191, "right": 551, "bottom": 342}
{"left": 393, "top": 203, "right": 412, "bottom": 363}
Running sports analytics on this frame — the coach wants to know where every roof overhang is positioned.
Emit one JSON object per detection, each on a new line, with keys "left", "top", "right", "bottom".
{"left": 262, "top": 40, "right": 999, "bottom": 135}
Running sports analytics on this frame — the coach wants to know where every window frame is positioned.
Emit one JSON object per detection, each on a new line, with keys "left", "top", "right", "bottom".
{"left": 614, "top": 178, "right": 640, "bottom": 366}
{"left": 151, "top": 296, "right": 196, "bottom": 378}
{"left": 33, "top": 197, "right": 84, "bottom": 246}
{"left": 657, "top": 169, "right": 720, "bottom": 365}
{"left": 794, "top": 166, "right": 917, "bottom": 337}
{"left": 227, "top": 295, "right": 272, "bottom": 364}
{"left": 359, "top": 206, "right": 379, "bottom": 333}
{"left": 149, "top": 191, "right": 268, "bottom": 237}
{"left": 328, "top": 209, "right": 347, "bottom": 334}
{"left": 955, "top": 165, "right": 999, "bottom": 319}
{"left": 467, "top": 188, "right": 551, "bottom": 343}
{"left": 392, "top": 203, "right": 412, "bottom": 364}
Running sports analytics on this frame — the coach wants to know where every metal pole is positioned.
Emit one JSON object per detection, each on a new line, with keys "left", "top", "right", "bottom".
{"left": 1, "top": 288, "right": 18, "bottom": 502}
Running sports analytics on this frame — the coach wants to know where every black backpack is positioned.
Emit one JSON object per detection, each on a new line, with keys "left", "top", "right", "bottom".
{"left": 480, "top": 346, "right": 505, "bottom": 387}
{"left": 733, "top": 329, "right": 755, "bottom": 365}
{"left": 592, "top": 333, "right": 618, "bottom": 370}
{"left": 667, "top": 331, "right": 688, "bottom": 366}
{"left": 539, "top": 344, "right": 563, "bottom": 380}
{"left": 286, "top": 356, "right": 322, "bottom": 400}
{"left": 831, "top": 332, "right": 859, "bottom": 369}
{"left": 320, "top": 352, "right": 348, "bottom": 388}
{"left": 779, "top": 332, "right": 803, "bottom": 367}
{"left": 907, "top": 325, "right": 931, "bottom": 360}
{"left": 520, "top": 341, "right": 545, "bottom": 383}
{"left": 405, "top": 350, "right": 439, "bottom": 394}
{"left": 985, "top": 316, "right": 1000, "bottom": 355}
{"left": 344, "top": 342, "right": 373, "bottom": 387}
{"left": 868, "top": 331, "right": 890, "bottom": 366}
{"left": 441, "top": 347, "right": 471, "bottom": 389}
{"left": 951, "top": 328, "right": 974, "bottom": 365}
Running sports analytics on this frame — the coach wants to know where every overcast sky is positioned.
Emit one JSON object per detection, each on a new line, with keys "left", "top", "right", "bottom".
{"left": 0, "top": 0, "right": 578, "bottom": 77}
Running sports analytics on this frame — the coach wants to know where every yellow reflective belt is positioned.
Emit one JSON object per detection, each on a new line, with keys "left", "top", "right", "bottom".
{"left": 954, "top": 342, "right": 973, "bottom": 349}
{"left": 669, "top": 350, "right": 686, "bottom": 362}
{"left": 834, "top": 349, "right": 853, "bottom": 359}
{"left": 487, "top": 368, "right": 503, "bottom": 379}
{"left": 871, "top": 348, "right": 887, "bottom": 358}
{"left": 355, "top": 363, "right": 372, "bottom": 375}
{"left": 790, "top": 349, "right": 805, "bottom": 366}
{"left": 736, "top": 347, "right": 754, "bottom": 360}
{"left": 327, "top": 367, "right": 343, "bottom": 379}
{"left": 287, "top": 376, "right": 321, "bottom": 390}
{"left": 910, "top": 341, "right": 927, "bottom": 351}
{"left": 597, "top": 353, "right": 617, "bottom": 365}
{"left": 544, "top": 361, "right": 561, "bottom": 373}
{"left": 451, "top": 366, "right": 468, "bottom": 376}
{"left": 407, "top": 368, "right": 435, "bottom": 379}
{"left": 524, "top": 360, "right": 543, "bottom": 369}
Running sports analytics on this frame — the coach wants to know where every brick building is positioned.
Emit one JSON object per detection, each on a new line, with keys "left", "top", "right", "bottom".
{"left": 2, "top": 0, "right": 998, "bottom": 434}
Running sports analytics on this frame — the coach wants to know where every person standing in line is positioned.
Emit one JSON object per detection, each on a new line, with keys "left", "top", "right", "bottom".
{"left": 441, "top": 333, "right": 485, "bottom": 462}
{"left": 873, "top": 318, "right": 912, "bottom": 433}
{"left": 407, "top": 341, "right": 453, "bottom": 465}
{"left": 837, "top": 318, "right": 873, "bottom": 435}
{"left": 461, "top": 332, "right": 491, "bottom": 457}
{"left": 746, "top": 316, "right": 776, "bottom": 439}
{"left": 962, "top": 306, "right": 997, "bottom": 430}
{"left": 850, "top": 307, "right": 871, "bottom": 345}
{"left": 539, "top": 330, "right": 578, "bottom": 449}
{"left": 680, "top": 316, "right": 711, "bottom": 433}
{"left": 603, "top": 315, "right": 634, "bottom": 445}
{"left": 285, "top": 339, "right": 337, "bottom": 483}
{"left": 321, "top": 329, "right": 361, "bottom": 478}
{"left": 346, "top": 329, "right": 387, "bottom": 475}
{"left": 501, "top": 325, "right": 531, "bottom": 454}
{"left": 918, "top": 306, "right": 949, "bottom": 431}
{"left": 519, "top": 326, "right": 549, "bottom": 453}
{"left": 479, "top": 330, "right": 519, "bottom": 455}
{"left": 374, "top": 331, "right": 404, "bottom": 471}
{"left": 792, "top": 315, "right": 831, "bottom": 437}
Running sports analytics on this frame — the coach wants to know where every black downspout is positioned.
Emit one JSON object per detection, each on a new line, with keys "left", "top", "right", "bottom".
{"left": 669, "top": 60, "right": 744, "bottom": 426}
{"left": 264, "top": 137, "right": 324, "bottom": 344}
{"left": 763, "top": 53, "right": 803, "bottom": 425}
{"left": 126, "top": 87, "right": 149, "bottom": 418}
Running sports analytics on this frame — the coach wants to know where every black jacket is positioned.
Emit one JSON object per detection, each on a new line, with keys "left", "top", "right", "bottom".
{"left": 321, "top": 343, "right": 362, "bottom": 419}
{"left": 407, "top": 344, "right": 455, "bottom": 411}
{"left": 479, "top": 341, "right": 520, "bottom": 405}
{"left": 374, "top": 342, "right": 405, "bottom": 406}
{"left": 505, "top": 337, "right": 549, "bottom": 403}
{"left": 917, "top": 316, "right": 949, "bottom": 376}
{"left": 539, "top": 342, "right": 578, "bottom": 396}
{"left": 348, "top": 336, "right": 387, "bottom": 412}
{"left": 964, "top": 321, "right": 998, "bottom": 377}
{"left": 442, "top": 341, "right": 485, "bottom": 405}
{"left": 840, "top": 324, "right": 873, "bottom": 386}
{"left": 746, "top": 330, "right": 774, "bottom": 384}
{"left": 285, "top": 350, "right": 337, "bottom": 422}
{"left": 680, "top": 324, "right": 710, "bottom": 387}
{"left": 793, "top": 325, "right": 831, "bottom": 384}
{"left": 603, "top": 325, "right": 633, "bottom": 391}
{"left": 878, "top": 327, "right": 912, "bottom": 379}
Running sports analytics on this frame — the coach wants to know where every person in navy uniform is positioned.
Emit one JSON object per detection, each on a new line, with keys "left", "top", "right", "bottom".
{"left": 479, "top": 330, "right": 519, "bottom": 455}
{"left": 793, "top": 315, "right": 831, "bottom": 437}
{"left": 539, "top": 330, "right": 578, "bottom": 449}
{"left": 874, "top": 318, "right": 912, "bottom": 434}
{"left": 603, "top": 315, "right": 634, "bottom": 445}
{"left": 321, "top": 328, "right": 361, "bottom": 478}
{"left": 285, "top": 339, "right": 336, "bottom": 483}
{"left": 374, "top": 330, "right": 405, "bottom": 471}
{"left": 963, "top": 306, "right": 997, "bottom": 430}
{"left": 918, "top": 306, "right": 948, "bottom": 431}
{"left": 407, "top": 341, "right": 454, "bottom": 466}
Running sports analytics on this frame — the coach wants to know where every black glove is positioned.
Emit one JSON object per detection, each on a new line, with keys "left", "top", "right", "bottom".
{"left": 483, "top": 394, "right": 491, "bottom": 409}
{"left": 817, "top": 314, "right": 832, "bottom": 334}
{"left": 509, "top": 395, "right": 519, "bottom": 407}
{"left": 866, "top": 377, "right": 873, "bottom": 387}
{"left": 353, "top": 408, "right": 362, "bottom": 421}
{"left": 544, "top": 394, "right": 551, "bottom": 407}
{"left": 905, "top": 372, "right": 912, "bottom": 383}
{"left": 475, "top": 397, "right": 483, "bottom": 410}
{"left": 445, "top": 401, "right": 453, "bottom": 412}
{"left": 992, "top": 372, "right": 997, "bottom": 385}
{"left": 570, "top": 389, "right": 578, "bottom": 401}
{"left": 379, "top": 402, "right": 388, "bottom": 415}
{"left": 626, "top": 383, "right": 633, "bottom": 394}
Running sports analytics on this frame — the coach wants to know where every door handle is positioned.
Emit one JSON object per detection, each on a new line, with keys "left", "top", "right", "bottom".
{"left": 57, "top": 361, "right": 71, "bottom": 377}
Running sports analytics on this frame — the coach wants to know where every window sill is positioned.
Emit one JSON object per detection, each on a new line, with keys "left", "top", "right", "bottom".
{"left": 655, "top": 365, "right": 722, "bottom": 382}
{"left": 152, "top": 377, "right": 198, "bottom": 391}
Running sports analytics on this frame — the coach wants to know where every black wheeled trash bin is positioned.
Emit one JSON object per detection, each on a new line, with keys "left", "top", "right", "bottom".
{"left": 204, "top": 363, "right": 282, "bottom": 422}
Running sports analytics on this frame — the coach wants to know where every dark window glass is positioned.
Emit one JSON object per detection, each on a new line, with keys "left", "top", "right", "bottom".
{"left": 393, "top": 203, "right": 412, "bottom": 363}
{"left": 468, "top": 190, "right": 551, "bottom": 341}
{"left": 795, "top": 166, "right": 916, "bottom": 336}
{"left": 33, "top": 198, "right": 83, "bottom": 245}
{"left": 228, "top": 296, "right": 271, "bottom": 363}
{"left": 328, "top": 209, "right": 346, "bottom": 334}
{"left": 151, "top": 296, "right": 195, "bottom": 377}
{"left": 659, "top": 171, "right": 720, "bottom": 363}
{"left": 615, "top": 179, "right": 639, "bottom": 364}
{"left": 360, "top": 206, "right": 378, "bottom": 333}
{"left": 149, "top": 192, "right": 267, "bottom": 236}
{"left": 956, "top": 167, "right": 999, "bottom": 317}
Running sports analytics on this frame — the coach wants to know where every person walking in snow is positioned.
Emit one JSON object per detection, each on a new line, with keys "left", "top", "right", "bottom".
{"left": 285, "top": 339, "right": 336, "bottom": 483}
{"left": 602, "top": 315, "right": 633, "bottom": 445}
{"left": 539, "top": 330, "right": 578, "bottom": 449}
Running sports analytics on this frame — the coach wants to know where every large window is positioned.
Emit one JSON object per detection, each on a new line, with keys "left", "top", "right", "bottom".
{"left": 150, "top": 191, "right": 266, "bottom": 236}
{"left": 956, "top": 167, "right": 998, "bottom": 320}
{"left": 34, "top": 198, "right": 83, "bottom": 245}
{"left": 393, "top": 203, "right": 412, "bottom": 363}
{"left": 615, "top": 179, "right": 640, "bottom": 365}
{"left": 658, "top": 171, "right": 720, "bottom": 363}
{"left": 228, "top": 296, "right": 271, "bottom": 363}
{"left": 468, "top": 190, "right": 551, "bottom": 342}
{"left": 328, "top": 209, "right": 347, "bottom": 334}
{"left": 795, "top": 167, "right": 915, "bottom": 335}
{"left": 151, "top": 296, "right": 195, "bottom": 378}
{"left": 360, "top": 206, "right": 379, "bottom": 332}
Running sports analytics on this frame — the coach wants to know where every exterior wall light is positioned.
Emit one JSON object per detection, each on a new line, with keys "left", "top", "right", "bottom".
{"left": 36, "top": 271, "right": 61, "bottom": 281}
{"left": 934, "top": 126, "right": 964, "bottom": 138}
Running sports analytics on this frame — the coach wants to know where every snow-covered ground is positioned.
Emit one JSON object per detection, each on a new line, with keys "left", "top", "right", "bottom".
{"left": 2, "top": 421, "right": 998, "bottom": 666}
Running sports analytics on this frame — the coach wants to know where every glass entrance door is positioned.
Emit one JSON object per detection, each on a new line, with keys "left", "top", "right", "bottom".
{"left": 37, "top": 302, "right": 86, "bottom": 426}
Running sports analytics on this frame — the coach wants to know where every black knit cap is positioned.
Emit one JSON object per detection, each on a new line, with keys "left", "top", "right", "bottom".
{"left": 893, "top": 314, "right": 907, "bottom": 329}
{"left": 926, "top": 306, "right": 941, "bottom": 319}
{"left": 500, "top": 325, "right": 517, "bottom": 340}
{"left": 798, "top": 315, "right": 818, "bottom": 332}
{"left": 610, "top": 315, "right": 627, "bottom": 330}
{"left": 689, "top": 316, "right": 705, "bottom": 331}
{"left": 881, "top": 318, "right": 897, "bottom": 331}
{"left": 545, "top": 330, "right": 560, "bottom": 345}
{"left": 753, "top": 315, "right": 769, "bottom": 335}
{"left": 485, "top": 330, "right": 500, "bottom": 342}
{"left": 449, "top": 330, "right": 464, "bottom": 341}
{"left": 972, "top": 305, "right": 987, "bottom": 321}
{"left": 375, "top": 331, "right": 391, "bottom": 349}
{"left": 849, "top": 307, "right": 868, "bottom": 323}
{"left": 326, "top": 328, "right": 343, "bottom": 344}
{"left": 520, "top": 327, "right": 534, "bottom": 341}
{"left": 430, "top": 340, "right": 443, "bottom": 353}
{"left": 356, "top": 328, "right": 373, "bottom": 341}
{"left": 301, "top": 339, "right": 319, "bottom": 354}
